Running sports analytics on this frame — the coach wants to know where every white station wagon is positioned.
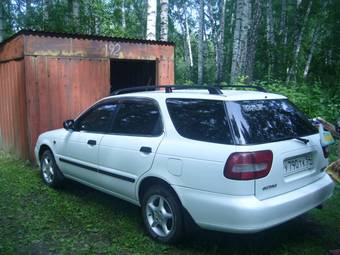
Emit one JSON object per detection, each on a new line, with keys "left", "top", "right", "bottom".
{"left": 35, "top": 85, "right": 334, "bottom": 243}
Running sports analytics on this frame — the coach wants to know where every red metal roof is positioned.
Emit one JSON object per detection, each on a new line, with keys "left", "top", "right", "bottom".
{"left": 0, "top": 29, "right": 175, "bottom": 48}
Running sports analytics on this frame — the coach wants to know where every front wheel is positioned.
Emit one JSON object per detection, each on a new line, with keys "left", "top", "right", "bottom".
{"left": 141, "top": 185, "right": 183, "bottom": 243}
{"left": 40, "top": 150, "right": 64, "bottom": 188}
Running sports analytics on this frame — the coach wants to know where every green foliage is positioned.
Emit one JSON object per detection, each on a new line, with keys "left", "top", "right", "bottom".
{"left": 258, "top": 81, "right": 340, "bottom": 124}
{"left": 2, "top": 0, "right": 339, "bottom": 88}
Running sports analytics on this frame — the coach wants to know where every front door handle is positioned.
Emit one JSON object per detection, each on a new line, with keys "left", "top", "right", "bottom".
{"left": 87, "top": 140, "right": 97, "bottom": 146}
{"left": 140, "top": 146, "right": 152, "bottom": 154}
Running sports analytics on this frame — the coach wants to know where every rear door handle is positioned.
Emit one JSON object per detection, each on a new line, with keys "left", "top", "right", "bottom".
{"left": 140, "top": 146, "right": 152, "bottom": 154}
{"left": 87, "top": 140, "right": 97, "bottom": 146}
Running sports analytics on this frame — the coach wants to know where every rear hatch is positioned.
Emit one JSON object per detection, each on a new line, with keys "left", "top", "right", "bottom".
{"left": 226, "top": 99, "right": 328, "bottom": 200}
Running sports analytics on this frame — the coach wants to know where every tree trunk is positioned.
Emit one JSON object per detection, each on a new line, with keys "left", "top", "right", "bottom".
{"left": 206, "top": 2, "right": 217, "bottom": 66}
{"left": 303, "top": 26, "right": 319, "bottom": 79}
{"left": 266, "top": 0, "right": 275, "bottom": 46}
{"left": 0, "top": 3, "right": 3, "bottom": 43}
{"left": 280, "top": 0, "right": 287, "bottom": 45}
{"left": 266, "top": 0, "right": 275, "bottom": 78}
{"left": 297, "top": 0, "right": 302, "bottom": 7}
{"left": 286, "top": 0, "right": 312, "bottom": 83}
{"left": 230, "top": 0, "right": 252, "bottom": 83}
{"left": 216, "top": 0, "right": 227, "bottom": 84}
{"left": 92, "top": 0, "right": 101, "bottom": 34}
{"left": 43, "top": 0, "right": 49, "bottom": 24}
{"left": 160, "top": 0, "right": 168, "bottom": 41}
{"left": 95, "top": 16, "right": 100, "bottom": 34}
{"left": 72, "top": 0, "right": 80, "bottom": 30}
{"left": 146, "top": 0, "right": 157, "bottom": 40}
{"left": 197, "top": 0, "right": 204, "bottom": 85}
{"left": 26, "top": 0, "right": 32, "bottom": 15}
{"left": 177, "top": 5, "right": 193, "bottom": 81}
{"left": 72, "top": 0, "right": 80, "bottom": 21}
{"left": 122, "top": 0, "right": 126, "bottom": 29}
{"left": 184, "top": 10, "right": 193, "bottom": 68}
{"left": 25, "top": 0, "right": 32, "bottom": 28}
{"left": 245, "top": 0, "right": 261, "bottom": 82}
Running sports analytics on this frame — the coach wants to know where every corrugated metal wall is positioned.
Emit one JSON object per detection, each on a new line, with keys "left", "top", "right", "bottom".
{"left": 0, "top": 32, "right": 174, "bottom": 161}
{"left": 25, "top": 56, "right": 110, "bottom": 159}
{"left": 0, "top": 60, "right": 29, "bottom": 158}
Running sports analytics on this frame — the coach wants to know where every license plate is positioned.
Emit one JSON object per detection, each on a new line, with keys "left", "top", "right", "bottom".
{"left": 284, "top": 153, "right": 313, "bottom": 176}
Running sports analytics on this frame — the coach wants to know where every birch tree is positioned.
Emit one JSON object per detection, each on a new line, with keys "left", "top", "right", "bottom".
{"left": 230, "top": 0, "right": 252, "bottom": 83}
{"left": 0, "top": 3, "right": 3, "bottom": 43}
{"left": 25, "top": 0, "right": 32, "bottom": 28}
{"left": 197, "top": 0, "right": 204, "bottom": 85}
{"left": 72, "top": 0, "right": 80, "bottom": 23}
{"left": 280, "top": 0, "right": 287, "bottom": 45}
{"left": 286, "top": 0, "right": 312, "bottom": 83}
{"left": 160, "top": 0, "right": 168, "bottom": 41}
{"left": 266, "top": 0, "right": 275, "bottom": 77}
{"left": 122, "top": 0, "right": 126, "bottom": 29}
{"left": 245, "top": 0, "right": 261, "bottom": 82}
{"left": 184, "top": 8, "right": 193, "bottom": 68}
{"left": 303, "top": 26, "right": 319, "bottom": 79}
{"left": 146, "top": 0, "right": 157, "bottom": 40}
{"left": 43, "top": 0, "right": 49, "bottom": 24}
{"left": 303, "top": 1, "right": 328, "bottom": 79}
{"left": 216, "top": 0, "right": 227, "bottom": 84}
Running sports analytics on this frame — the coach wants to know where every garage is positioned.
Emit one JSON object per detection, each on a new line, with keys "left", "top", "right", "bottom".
{"left": 0, "top": 30, "right": 175, "bottom": 161}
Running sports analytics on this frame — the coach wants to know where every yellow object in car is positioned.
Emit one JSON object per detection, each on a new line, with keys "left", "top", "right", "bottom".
{"left": 326, "top": 162, "right": 340, "bottom": 184}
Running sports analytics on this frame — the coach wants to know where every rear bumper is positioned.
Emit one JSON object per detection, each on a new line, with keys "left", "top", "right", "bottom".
{"left": 173, "top": 174, "right": 334, "bottom": 233}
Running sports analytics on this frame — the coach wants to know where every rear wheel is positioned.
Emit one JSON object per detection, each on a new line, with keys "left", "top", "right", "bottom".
{"left": 40, "top": 150, "right": 64, "bottom": 188}
{"left": 141, "top": 185, "right": 183, "bottom": 243}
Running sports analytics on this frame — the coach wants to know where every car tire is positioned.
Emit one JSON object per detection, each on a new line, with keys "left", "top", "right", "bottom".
{"left": 40, "top": 150, "right": 64, "bottom": 188}
{"left": 141, "top": 184, "right": 183, "bottom": 243}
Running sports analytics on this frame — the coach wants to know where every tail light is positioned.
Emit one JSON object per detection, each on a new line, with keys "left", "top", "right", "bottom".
{"left": 224, "top": 150, "right": 273, "bottom": 180}
{"left": 322, "top": 146, "right": 329, "bottom": 158}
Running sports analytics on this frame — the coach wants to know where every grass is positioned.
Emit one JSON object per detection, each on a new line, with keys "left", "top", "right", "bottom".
{"left": 0, "top": 151, "right": 339, "bottom": 255}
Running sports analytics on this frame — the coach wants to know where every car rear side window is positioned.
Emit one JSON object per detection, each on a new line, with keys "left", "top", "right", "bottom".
{"left": 227, "top": 99, "right": 318, "bottom": 144}
{"left": 111, "top": 99, "right": 162, "bottom": 136}
{"left": 166, "top": 98, "right": 233, "bottom": 144}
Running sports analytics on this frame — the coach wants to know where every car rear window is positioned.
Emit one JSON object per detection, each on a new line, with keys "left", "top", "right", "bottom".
{"left": 227, "top": 99, "right": 318, "bottom": 144}
{"left": 166, "top": 98, "right": 233, "bottom": 144}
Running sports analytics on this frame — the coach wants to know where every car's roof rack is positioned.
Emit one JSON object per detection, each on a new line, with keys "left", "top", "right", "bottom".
{"left": 111, "top": 85, "right": 223, "bottom": 95}
{"left": 219, "top": 85, "right": 267, "bottom": 92}
{"left": 111, "top": 84, "right": 267, "bottom": 96}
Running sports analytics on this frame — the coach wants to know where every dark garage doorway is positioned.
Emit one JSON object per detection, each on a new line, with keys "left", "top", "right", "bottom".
{"left": 110, "top": 59, "right": 156, "bottom": 93}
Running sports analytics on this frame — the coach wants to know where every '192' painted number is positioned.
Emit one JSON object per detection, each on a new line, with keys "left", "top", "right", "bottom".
{"left": 108, "top": 43, "right": 121, "bottom": 57}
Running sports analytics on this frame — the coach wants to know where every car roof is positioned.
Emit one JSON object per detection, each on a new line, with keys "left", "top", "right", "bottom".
{"left": 103, "top": 89, "right": 287, "bottom": 102}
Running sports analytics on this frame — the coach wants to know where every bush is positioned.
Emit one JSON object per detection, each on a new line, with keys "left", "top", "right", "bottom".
{"left": 257, "top": 81, "right": 339, "bottom": 123}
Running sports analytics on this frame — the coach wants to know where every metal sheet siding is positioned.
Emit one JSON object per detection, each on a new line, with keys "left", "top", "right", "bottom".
{"left": 25, "top": 56, "right": 110, "bottom": 160}
{"left": 25, "top": 35, "right": 174, "bottom": 85}
{"left": 0, "top": 32, "right": 174, "bottom": 161}
{"left": 0, "top": 59, "right": 29, "bottom": 159}
{"left": 0, "top": 36, "right": 24, "bottom": 62}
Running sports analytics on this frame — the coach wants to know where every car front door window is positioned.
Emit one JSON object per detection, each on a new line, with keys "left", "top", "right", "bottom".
{"left": 77, "top": 103, "right": 119, "bottom": 133}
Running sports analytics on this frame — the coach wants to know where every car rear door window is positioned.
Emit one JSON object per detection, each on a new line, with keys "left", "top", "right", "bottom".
{"left": 227, "top": 99, "right": 318, "bottom": 144}
{"left": 111, "top": 99, "right": 162, "bottom": 136}
{"left": 166, "top": 98, "right": 233, "bottom": 144}
{"left": 77, "top": 103, "right": 118, "bottom": 133}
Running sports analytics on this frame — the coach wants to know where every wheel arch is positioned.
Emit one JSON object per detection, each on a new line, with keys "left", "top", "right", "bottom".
{"left": 137, "top": 176, "right": 182, "bottom": 206}
{"left": 38, "top": 144, "right": 53, "bottom": 162}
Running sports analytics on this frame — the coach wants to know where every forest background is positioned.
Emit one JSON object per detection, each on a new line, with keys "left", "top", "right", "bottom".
{"left": 0, "top": 0, "right": 339, "bottom": 122}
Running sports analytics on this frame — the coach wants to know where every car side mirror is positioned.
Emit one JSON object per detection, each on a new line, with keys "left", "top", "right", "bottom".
{"left": 63, "top": 119, "right": 75, "bottom": 131}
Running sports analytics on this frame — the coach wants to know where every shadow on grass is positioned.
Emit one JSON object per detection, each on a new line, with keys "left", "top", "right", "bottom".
{"left": 54, "top": 177, "right": 335, "bottom": 254}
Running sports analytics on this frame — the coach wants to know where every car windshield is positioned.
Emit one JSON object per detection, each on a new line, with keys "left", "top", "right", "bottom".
{"left": 227, "top": 99, "right": 318, "bottom": 145}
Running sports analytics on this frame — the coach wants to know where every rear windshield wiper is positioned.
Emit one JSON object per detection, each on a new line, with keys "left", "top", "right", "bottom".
{"left": 294, "top": 137, "right": 309, "bottom": 144}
